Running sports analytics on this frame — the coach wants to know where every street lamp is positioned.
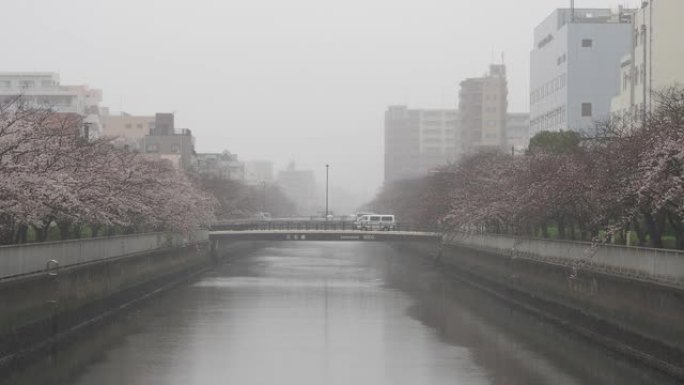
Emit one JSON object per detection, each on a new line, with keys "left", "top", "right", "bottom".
{"left": 325, "top": 164, "right": 329, "bottom": 221}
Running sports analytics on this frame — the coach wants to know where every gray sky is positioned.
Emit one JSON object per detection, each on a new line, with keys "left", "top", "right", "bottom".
{"left": 1, "top": 0, "right": 639, "bottom": 209}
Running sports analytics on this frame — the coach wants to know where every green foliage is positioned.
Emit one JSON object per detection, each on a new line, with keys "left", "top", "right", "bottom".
{"left": 527, "top": 130, "right": 581, "bottom": 155}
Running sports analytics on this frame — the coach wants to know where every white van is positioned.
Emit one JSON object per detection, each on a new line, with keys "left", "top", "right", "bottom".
{"left": 354, "top": 214, "right": 396, "bottom": 231}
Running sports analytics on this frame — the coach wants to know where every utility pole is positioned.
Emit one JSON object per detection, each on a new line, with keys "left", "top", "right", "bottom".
{"left": 325, "top": 164, "right": 329, "bottom": 221}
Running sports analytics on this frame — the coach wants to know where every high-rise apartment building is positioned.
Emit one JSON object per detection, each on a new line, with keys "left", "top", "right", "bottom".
{"left": 0, "top": 72, "right": 103, "bottom": 137}
{"left": 459, "top": 64, "right": 508, "bottom": 154}
{"left": 530, "top": 8, "right": 632, "bottom": 137}
{"left": 611, "top": 0, "right": 684, "bottom": 118}
{"left": 384, "top": 106, "right": 459, "bottom": 183}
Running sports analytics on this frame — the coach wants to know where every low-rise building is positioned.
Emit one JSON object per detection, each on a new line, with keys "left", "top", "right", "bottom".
{"left": 141, "top": 113, "right": 195, "bottom": 170}
{"left": 195, "top": 152, "right": 244, "bottom": 181}
{"left": 101, "top": 112, "right": 155, "bottom": 150}
{"left": 0, "top": 72, "right": 103, "bottom": 137}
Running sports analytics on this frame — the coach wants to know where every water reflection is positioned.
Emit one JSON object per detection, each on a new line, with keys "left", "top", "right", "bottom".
{"left": 2, "top": 242, "right": 678, "bottom": 385}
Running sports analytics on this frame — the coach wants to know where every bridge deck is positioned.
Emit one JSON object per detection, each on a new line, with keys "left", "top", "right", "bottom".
{"left": 209, "top": 230, "right": 442, "bottom": 243}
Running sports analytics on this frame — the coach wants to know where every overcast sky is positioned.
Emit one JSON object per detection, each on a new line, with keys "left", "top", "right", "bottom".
{"left": 1, "top": 0, "right": 639, "bottom": 209}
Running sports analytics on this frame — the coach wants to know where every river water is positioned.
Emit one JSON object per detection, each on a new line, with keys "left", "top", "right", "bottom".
{"left": 4, "top": 242, "right": 679, "bottom": 384}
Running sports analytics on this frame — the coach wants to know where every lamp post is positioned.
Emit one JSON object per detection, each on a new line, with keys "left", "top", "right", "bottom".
{"left": 325, "top": 164, "right": 329, "bottom": 221}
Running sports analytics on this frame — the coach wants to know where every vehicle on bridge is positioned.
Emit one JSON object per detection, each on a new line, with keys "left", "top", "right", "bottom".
{"left": 354, "top": 214, "right": 396, "bottom": 231}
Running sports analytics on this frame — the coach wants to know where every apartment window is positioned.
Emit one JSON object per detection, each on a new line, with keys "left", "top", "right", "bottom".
{"left": 0, "top": 81, "right": 10, "bottom": 88}
{"left": 581, "top": 103, "right": 593, "bottom": 117}
{"left": 40, "top": 80, "right": 53, "bottom": 88}
{"left": 136, "top": 123, "right": 143, "bottom": 129}
{"left": 19, "top": 80, "right": 34, "bottom": 89}
{"left": 171, "top": 144, "right": 180, "bottom": 153}
{"left": 125, "top": 123, "right": 132, "bottom": 128}
{"left": 581, "top": 39, "right": 593, "bottom": 48}
{"left": 146, "top": 143, "right": 158, "bottom": 152}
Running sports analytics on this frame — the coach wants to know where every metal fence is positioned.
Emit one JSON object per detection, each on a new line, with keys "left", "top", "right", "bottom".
{"left": 445, "top": 232, "right": 684, "bottom": 286}
{"left": 0, "top": 230, "right": 209, "bottom": 281}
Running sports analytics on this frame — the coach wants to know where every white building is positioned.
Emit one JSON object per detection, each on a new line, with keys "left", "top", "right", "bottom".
{"left": 506, "top": 113, "right": 531, "bottom": 153}
{"left": 611, "top": 0, "right": 684, "bottom": 118}
{"left": 195, "top": 151, "right": 244, "bottom": 181}
{"left": 0, "top": 72, "right": 103, "bottom": 137}
{"left": 384, "top": 106, "right": 460, "bottom": 183}
{"left": 530, "top": 8, "right": 633, "bottom": 137}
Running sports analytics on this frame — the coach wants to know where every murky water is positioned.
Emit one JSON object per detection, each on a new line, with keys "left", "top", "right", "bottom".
{"left": 4, "top": 242, "right": 678, "bottom": 384}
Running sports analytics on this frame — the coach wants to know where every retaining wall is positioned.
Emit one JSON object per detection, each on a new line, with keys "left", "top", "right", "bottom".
{"left": 0, "top": 232, "right": 210, "bottom": 369}
{"left": 442, "top": 232, "right": 684, "bottom": 378}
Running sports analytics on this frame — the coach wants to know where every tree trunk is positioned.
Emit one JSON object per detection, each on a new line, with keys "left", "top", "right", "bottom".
{"left": 644, "top": 211, "right": 666, "bottom": 248}
{"left": 631, "top": 218, "right": 647, "bottom": 246}
{"left": 557, "top": 218, "right": 566, "bottom": 239}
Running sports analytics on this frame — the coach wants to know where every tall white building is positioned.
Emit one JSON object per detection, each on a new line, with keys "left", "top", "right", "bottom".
{"left": 611, "top": 0, "right": 684, "bottom": 118}
{"left": 530, "top": 8, "right": 633, "bottom": 137}
{"left": 0, "top": 72, "right": 103, "bottom": 137}
{"left": 384, "top": 106, "right": 460, "bottom": 183}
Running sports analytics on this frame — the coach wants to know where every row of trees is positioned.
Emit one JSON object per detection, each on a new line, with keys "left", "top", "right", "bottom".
{"left": 0, "top": 99, "right": 295, "bottom": 245}
{"left": 369, "top": 87, "right": 684, "bottom": 249}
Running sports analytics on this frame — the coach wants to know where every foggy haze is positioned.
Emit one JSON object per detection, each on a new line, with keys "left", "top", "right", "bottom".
{"left": 0, "top": 0, "right": 640, "bottom": 210}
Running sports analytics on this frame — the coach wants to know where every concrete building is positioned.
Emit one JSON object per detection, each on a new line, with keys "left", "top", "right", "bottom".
{"left": 244, "top": 161, "right": 274, "bottom": 186}
{"left": 141, "top": 113, "right": 195, "bottom": 170}
{"left": 195, "top": 151, "right": 244, "bottom": 181}
{"left": 459, "top": 64, "right": 508, "bottom": 154}
{"left": 101, "top": 112, "right": 155, "bottom": 149}
{"left": 384, "top": 106, "right": 459, "bottom": 183}
{"left": 530, "top": 8, "right": 633, "bottom": 137}
{"left": 505, "top": 113, "right": 531, "bottom": 154}
{"left": 276, "top": 162, "right": 316, "bottom": 216}
{"left": 0, "top": 72, "right": 103, "bottom": 137}
{"left": 611, "top": 0, "right": 684, "bottom": 118}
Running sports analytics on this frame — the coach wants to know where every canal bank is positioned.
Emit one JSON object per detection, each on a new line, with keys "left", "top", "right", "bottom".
{"left": 0, "top": 232, "right": 228, "bottom": 372}
{"left": 437, "top": 232, "right": 684, "bottom": 380}
{"left": 2, "top": 241, "right": 679, "bottom": 385}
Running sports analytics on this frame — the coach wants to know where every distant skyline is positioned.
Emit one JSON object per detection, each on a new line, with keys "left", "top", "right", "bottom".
{"left": 1, "top": 0, "right": 641, "bottom": 207}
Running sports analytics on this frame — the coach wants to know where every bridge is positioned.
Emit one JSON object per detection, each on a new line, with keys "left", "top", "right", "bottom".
{"left": 208, "top": 219, "right": 442, "bottom": 244}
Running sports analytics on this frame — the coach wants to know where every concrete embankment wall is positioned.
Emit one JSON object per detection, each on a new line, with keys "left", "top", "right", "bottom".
{"left": 441, "top": 232, "right": 684, "bottom": 378}
{"left": 0, "top": 232, "right": 211, "bottom": 368}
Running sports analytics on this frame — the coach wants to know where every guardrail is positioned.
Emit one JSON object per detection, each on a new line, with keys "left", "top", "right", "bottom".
{"left": 445, "top": 232, "right": 684, "bottom": 286}
{"left": 0, "top": 230, "right": 209, "bottom": 281}
{"left": 211, "top": 220, "right": 437, "bottom": 233}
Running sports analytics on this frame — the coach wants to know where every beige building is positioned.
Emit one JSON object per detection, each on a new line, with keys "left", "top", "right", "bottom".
{"left": 384, "top": 106, "right": 460, "bottom": 183}
{"left": 101, "top": 112, "right": 155, "bottom": 149}
{"left": 611, "top": 0, "right": 684, "bottom": 117}
{"left": 459, "top": 64, "right": 508, "bottom": 154}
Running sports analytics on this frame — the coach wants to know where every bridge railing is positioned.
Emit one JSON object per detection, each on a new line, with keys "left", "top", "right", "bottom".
{"left": 210, "top": 220, "right": 439, "bottom": 233}
{"left": 0, "top": 230, "right": 209, "bottom": 281}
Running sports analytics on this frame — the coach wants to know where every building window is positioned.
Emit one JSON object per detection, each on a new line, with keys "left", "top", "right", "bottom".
{"left": 19, "top": 80, "right": 34, "bottom": 89}
{"left": 146, "top": 143, "right": 158, "bottom": 153}
{"left": 171, "top": 144, "right": 180, "bottom": 153}
{"left": 125, "top": 123, "right": 132, "bottom": 128}
{"left": 581, "top": 39, "right": 593, "bottom": 48}
{"left": 581, "top": 103, "right": 593, "bottom": 117}
{"left": 40, "top": 80, "right": 53, "bottom": 88}
{"left": 136, "top": 123, "right": 143, "bottom": 128}
{"left": 0, "top": 81, "right": 9, "bottom": 88}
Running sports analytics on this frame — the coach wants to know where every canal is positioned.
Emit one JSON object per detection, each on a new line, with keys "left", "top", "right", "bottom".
{"left": 3, "top": 242, "right": 678, "bottom": 384}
